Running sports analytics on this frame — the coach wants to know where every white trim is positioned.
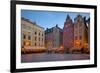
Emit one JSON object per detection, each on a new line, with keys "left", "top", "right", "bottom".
{"left": 16, "top": 4, "right": 94, "bottom": 69}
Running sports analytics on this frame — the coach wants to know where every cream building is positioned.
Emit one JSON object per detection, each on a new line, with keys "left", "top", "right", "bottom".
{"left": 73, "top": 15, "right": 89, "bottom": 51}
{"left": 21, "top": 17, "right": 45, "bottom": 53}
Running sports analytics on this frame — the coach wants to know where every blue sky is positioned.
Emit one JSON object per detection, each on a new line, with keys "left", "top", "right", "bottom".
{"left": 21, "top": 10, "right": 90, "bottom": 29}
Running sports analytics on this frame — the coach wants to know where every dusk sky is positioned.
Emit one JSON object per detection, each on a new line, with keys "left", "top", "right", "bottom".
{"left": 21, "top": 10, "right": 90, "bottom": 29}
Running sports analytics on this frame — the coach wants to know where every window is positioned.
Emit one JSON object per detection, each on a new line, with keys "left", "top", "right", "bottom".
{"left": 28, "top": 35, "right": 31, "bottom": 40}
{"left": 79, "top": 36, "right": 82, "bottom": 39}
{"left": 23, "top": 41, "right": 25, "bottom": 45}
{"left": 42, "top": 33, "right": 43, "bottom": 36}
{"left": 39, "top": 32, "right": 40, "bottom": 36}
{"left": 35, "top": 32, "right": 37, "bottom": 35}
{"left": 35, "top": 43, "right": 36, "bottom": 46}
{"left": 39, "top": 37, "right": 40, "bottom": 41}
{"left": 35, "top": 37, "right": 37, "bottom": 41}
{"left": 23, "top": 34, "right": 26, "bottom": 39}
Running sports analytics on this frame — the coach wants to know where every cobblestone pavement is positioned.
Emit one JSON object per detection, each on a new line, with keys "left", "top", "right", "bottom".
{"left": 21, "top": 53, "right": 90, "bottom": 63}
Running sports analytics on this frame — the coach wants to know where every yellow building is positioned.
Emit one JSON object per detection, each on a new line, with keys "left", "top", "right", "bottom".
{"left": 21, "top": 17, "right": 45, "bottom": 53}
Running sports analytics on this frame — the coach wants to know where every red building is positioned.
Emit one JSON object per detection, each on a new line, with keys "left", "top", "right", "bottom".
{"left": 63, "top": 15, "right": 74, "bottom": 52}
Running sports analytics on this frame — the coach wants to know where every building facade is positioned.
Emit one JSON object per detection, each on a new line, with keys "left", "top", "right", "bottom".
{"left": 63, "top": 15, "right": 74, "bottom": 52}
{"left": 73, "top": 15, "right": 89, "bottom": 52}
{"left": 21, "top": 17, "right": 45, "bottom": 52}
{"left": 45, "top": 25, "right": 63, "bottom": 51}
{"left": 84, "top": 17, "right": 90, "bottom": 53}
